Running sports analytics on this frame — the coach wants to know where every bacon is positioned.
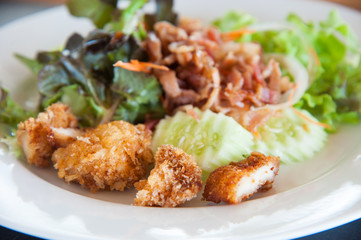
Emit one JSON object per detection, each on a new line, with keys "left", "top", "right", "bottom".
{"left": 168, "top": 42, "right": 195, "bottom": 53}
{"left": 202, "top": 86, "right": 220, "bottom": 110}
{"left": 154, "top": 70, "right": 181, "bottom": 98}
{"left": 253, "top": 62, "right": 266, "bottom": 85}
{"left": 172, "top": 90, "right": 199, "bottom": 106}
{"left": 177, "top": 69, "right": 205, "bottom": 90}
{"left": 175, "top": 52, "right": 192, "bottom": 66}
{"left": 144, "top": 118, "right": 160, "bottom": 132}
{"left": 145, "top": 32, "right": 162, "bottom": 63}
{"left": 144, "top": 20, "right": 292, "bottom": 130}
{"left": 154, "top": 21, "right": 188, "bottom": 48}
{"left": 267, "top": 60, "right": 282, "bottom": 92}
{"left": 206, "top": 27, "right": 222, "bottom": 44}
{"left": 256, "top": 85, "right": 280, "bottom": 104}
{"left": 242, "top": 70, "right": 253, "bottom": 90}
{"left": 228, "top": 107, "right": 277, "bottom": 133}
{"left": 227, "top": 68, "right": 244, "bottom": 90}
{"left": 178, "top": 17, "right": 204, "bottom": 33}
{"left": 162, "top": 54, "right": 177, "bottom": 65}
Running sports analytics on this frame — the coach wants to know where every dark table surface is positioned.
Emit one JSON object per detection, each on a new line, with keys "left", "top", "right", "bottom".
{"left": 1, "top": 1, "right": 361, "bottom": 240}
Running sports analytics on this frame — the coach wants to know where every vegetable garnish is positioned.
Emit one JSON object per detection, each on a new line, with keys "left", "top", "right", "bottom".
{"left": 288, "top": 85, "right": 331, "bottom": 129}
{"left": 152, "top": 109, "right": 254, "bottom": 178}
{"left": 183, "top": 105, "right": 200, "bottom": 122}
{"left": 113, "top": 60, "right": 169, "bottom": 73}
{"left": 253, "top": 108, "right": 328, "bottom": 164}
{"left": 1, "top": 1, "right": 360, "bottom": 177}
{"left": 220, "top": 28, "right": 255, "bottom": 41}
{"left": 308, "top": 47, "right": 321, "bottom": 67}
{"left": 214, "top": 10, "right": 361, "bottom": 130}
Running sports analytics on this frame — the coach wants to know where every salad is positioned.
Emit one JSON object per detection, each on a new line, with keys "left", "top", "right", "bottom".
{"left": 0, "top": 0, "right": 361, "bottom": 207}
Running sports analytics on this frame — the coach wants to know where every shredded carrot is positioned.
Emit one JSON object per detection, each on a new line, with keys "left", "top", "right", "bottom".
{"left": 113, "top": 59, "right": 169, "bottom": 73}
{"left": 185, "top": 107, "right": 200, "bottom": 122}
{"left": 110, "top": 32, "right": 124, "bottom": 45}
{"left": 302, "top": 123, "right": 310, "bottom": 132}
{"left": 288, "top": 85, "right": 331, "bottom": 129}
{"left": 309, "top": 47, "right": 321, "bottom": 66}
{"left": 252, "top": 130, "right": 260, "bottom": 139}
{"left": 221, "top": 28, "right": 255, "bottom": 42}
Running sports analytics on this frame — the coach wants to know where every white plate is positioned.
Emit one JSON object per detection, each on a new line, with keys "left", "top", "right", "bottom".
{"left": 1, "top": 0, "right": 361, "bottom": 239}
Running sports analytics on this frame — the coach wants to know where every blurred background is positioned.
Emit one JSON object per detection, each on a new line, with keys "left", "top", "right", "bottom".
{"left": 327, "top": 0, "right": 361, "bottom": 10}
{"left": 0, "top": 0, "right": 360, "bottom": 26}
{"left": 0, "top": 0, "right": 360, "bottom": 27}
{"left": 2, "top": 0, "right": 361, "bottom": 9}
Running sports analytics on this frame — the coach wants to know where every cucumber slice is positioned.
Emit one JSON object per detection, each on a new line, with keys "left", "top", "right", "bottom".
{"left": 253, "top": 108, "right": 327, "bottom": 164}
{"left": 152, "top": 109, "right": 254, "bottom": 176}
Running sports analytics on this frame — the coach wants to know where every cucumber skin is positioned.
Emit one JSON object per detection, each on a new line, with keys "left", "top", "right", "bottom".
{"left": 152, "top": 109, "right": 254, "bottom": 175}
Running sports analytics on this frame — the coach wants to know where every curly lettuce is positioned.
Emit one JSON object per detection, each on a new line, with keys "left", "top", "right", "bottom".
{"left": 0, "top": 88, "right": 35, "bottom": 137}
{"left": 0, "top": 87, "right": 35, "bottom": 156}
{"left": 214, "top": 10, "right": 361, "bottom": 131}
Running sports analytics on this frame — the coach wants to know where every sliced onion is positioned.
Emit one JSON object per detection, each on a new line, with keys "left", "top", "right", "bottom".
{"left": 263, "top": 53, "right": 309, "bottom": 109}
{"left": 249, "top": 22, "right": 321, "bottom": 84}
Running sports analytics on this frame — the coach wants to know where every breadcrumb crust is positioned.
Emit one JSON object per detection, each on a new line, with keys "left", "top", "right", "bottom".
{"left": 203, "top": 152, "right": 280, "bottom": 204}
{"left": 16, "top": 103, "right": 78, "bottom": 167}
{"left": 134, "top": 145, "right": 203, "bottom": 207}
{"left": 52, "top": 121, "right": 153, "bottom": 192}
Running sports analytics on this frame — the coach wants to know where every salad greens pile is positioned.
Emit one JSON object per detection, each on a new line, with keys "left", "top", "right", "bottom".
{"left": 214, "top": 10, "right": 361, "bottom": 131}
{"left": 1, "top": 0, "right": 361, "bottom": 166}
{"left": 3, "top": 0, "right": 179, "bottom": 131}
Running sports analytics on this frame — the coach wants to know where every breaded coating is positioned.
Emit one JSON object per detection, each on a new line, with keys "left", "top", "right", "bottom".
{"left": 52, "top": 121, "right": 153, "bottom": 192}
{"left": 16, "top": 103, "right": 78, "bottom": 167}
{"left": 203, "top": 152, "right": 280, "bottom": 204}
{"left": 37, "top": 103, "right": 77, "bottom": 128}
{"left": 134, "top": 145, "right": 203, "bottom": 207}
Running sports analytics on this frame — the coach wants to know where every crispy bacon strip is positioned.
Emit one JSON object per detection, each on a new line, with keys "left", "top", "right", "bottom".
{"left": 144, "top": 20, "right": 293, "bottom": 131}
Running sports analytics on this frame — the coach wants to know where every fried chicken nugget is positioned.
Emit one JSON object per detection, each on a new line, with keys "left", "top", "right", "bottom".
{"left": 52, "top": 121, "right": 153, "bottom": 192}
{"left": 16, "top": 103, "right": 78, "bottom": 167}
{"left": 203, "top": 152, "right": 280, "bottom": 204}
{"left": 134, "top": 145, "right": 203, "bottom": 207}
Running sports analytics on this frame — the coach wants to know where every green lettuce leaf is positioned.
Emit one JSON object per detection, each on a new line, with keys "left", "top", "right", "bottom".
{"left": 14, "top": 54, "right": 44, "bottom": 75}
{"left": 106, "top": 0, "right": 147, "bottom": 34}
{"left": 16, "top": 27, "right": 158, "bottom": 127}
{"left": 287, "top": 11, "right": 361, "bottom": 130}
{"left": 68, "top": 0, "right": 149, "bottom": 35}
{"left": 214, "top": 10, "right": 361, "bottom": 131}
{"left": 0, "top": 87, "right": 35, "bottom": 137}
{"left": 14, "top": 0, "right": 170, "bottom": 129}
{"left": 144, "top": 0, "right": 178, "bottom": 30}
{"left": 44, "top": 84, "right": 105, "bottom": 127}
{"left": 67, "top": 0, "right": 118, "bottom": 28}
{"left": 212, "top": 11, "right": 256, "bottom": 32}
{"left": 111, "top": 67, "right": 165, "bottom": 123}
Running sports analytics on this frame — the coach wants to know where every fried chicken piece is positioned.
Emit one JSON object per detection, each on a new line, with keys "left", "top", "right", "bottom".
{"left": 52, "top": 121, "right": 153, "bottom": 192}
{"left": 16, "top": 103, "right": 78, "bottom": 167}
{"left": 203, "top": 152, "right": 280, "bottom": 204}
{"left": 134, "top": 145, "right": 203, "bottom": 207}
{"left": 47, "top": 127, "right": 85, "bottom": 148}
